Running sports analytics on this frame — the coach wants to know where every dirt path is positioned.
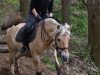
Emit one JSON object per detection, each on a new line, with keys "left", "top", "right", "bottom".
{"left": 0, "top": 53, "right": 56, "bottom": 75}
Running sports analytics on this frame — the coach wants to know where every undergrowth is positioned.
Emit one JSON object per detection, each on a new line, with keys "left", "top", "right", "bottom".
{"left": 42, "top": 56, "right": 56, "bottom": 71}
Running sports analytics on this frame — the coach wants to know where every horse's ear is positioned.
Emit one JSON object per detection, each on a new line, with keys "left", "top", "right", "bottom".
{"left": 64, "top": 23, "right": 72, "bottom": 31}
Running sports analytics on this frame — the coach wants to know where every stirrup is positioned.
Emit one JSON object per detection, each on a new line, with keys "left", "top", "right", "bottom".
{"left": 21, "top": 46, "right": 27, "bottom": 53}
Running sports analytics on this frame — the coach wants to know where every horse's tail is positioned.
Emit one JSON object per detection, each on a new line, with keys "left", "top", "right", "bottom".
{"left": 1, "top": 12, "right": 24, "bottom": 30}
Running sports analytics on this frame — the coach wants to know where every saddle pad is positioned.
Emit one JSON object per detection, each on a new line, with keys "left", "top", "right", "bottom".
{"left": 15, "top": 21, "right": 38, "bottom": 43}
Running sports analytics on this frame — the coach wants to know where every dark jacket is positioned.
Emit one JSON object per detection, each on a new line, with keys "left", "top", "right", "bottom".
{"left": 29, "top": 0, "right": 54, "bottom": 15}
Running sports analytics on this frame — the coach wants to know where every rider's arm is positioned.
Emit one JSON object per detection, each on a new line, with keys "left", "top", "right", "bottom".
{"left": 48, "top": 0, "right": 54, "bottom": 17}
{"left": 30, "top": 0, "right": 42, "bottom": 21}
{"left": 32, "top": 8, "right": 38, "bottom": 17}
{"left": 30, "top": 0, "right": 38, "bottom": 17}
{"left": 32, "top": 9, "right": 42, "bottom": 21}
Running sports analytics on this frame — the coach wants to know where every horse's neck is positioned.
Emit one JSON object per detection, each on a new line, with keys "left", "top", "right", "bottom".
{"left": 41, "top": 23, "right": 58, "bottom": 48}
{"left": 34, "top": 22, "right": 55, "bottom": 48}
{"left": 31, "top": 19, "right": 57, "bottom": 45}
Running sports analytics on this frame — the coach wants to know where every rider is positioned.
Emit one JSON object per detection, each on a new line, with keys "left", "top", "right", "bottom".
{"left": 19, "top": 0, "right": 54, "bottom": 53}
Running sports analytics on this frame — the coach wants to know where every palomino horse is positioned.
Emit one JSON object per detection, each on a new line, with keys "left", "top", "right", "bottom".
{"left": 6, "top": 18, "right": 71, "bottom": 75}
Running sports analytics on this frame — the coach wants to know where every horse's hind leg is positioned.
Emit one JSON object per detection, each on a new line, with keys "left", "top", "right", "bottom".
{"left": 9, "top": 52, "right": 21, "bottom": 75}
{"left": 9, "top": 52, "right": 16, "bottom": 75}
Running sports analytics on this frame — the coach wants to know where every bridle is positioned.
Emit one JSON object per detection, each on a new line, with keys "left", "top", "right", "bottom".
{"left": 41, "top": 21, "right": 49, "bottom": 42}
{"left": 54, "top": 33, "right": 69, "bottom": 51}
{"left": 52, "top": 26, "right": 70, "bottom": 52}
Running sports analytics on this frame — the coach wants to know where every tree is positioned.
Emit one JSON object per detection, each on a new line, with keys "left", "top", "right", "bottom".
{"left": 20, "top": 0, "right": 30, "bottom": 18}
{"left": 88, "top": 0, "right": 100, "bottom": 68}
{"left": 61, "top": 0, "right": 70, "bottom": 24}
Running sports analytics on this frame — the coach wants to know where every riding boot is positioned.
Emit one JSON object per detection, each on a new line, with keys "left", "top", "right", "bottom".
{"left": 21, "top": 45, "right": 27, "bottom": 53}
{"left": 17, "top": 15, "right": 37, "bottom": 53}
{"left": 20, "top": 27, "right": 29, "bottom": 53}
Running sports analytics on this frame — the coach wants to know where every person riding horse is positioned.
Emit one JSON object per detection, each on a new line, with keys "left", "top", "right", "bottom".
{"left": 16, "top": 0, "right": 54, "bottom": 53}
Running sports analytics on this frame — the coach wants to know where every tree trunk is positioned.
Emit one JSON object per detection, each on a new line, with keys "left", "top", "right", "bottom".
{"left": 88, "top": 0, "right": 100, "bottom": 68}
{"left": 20, "top": 0, "right": 30, "bottom": 18}
{"left": 61, "top": 0, "right": 70, "bottom": 24}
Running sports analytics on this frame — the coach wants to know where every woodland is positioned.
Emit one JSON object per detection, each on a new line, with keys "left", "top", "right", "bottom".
{"left": 0, "top": 0, "right": 100, "bottom": 75}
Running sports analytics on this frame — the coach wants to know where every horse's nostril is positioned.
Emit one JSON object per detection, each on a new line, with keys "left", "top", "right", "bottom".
{"left": 57, "top": 38, "right": 60, "bottom": 41}
{"left": 62, "top": 55, "right": 69, "bottom": 62}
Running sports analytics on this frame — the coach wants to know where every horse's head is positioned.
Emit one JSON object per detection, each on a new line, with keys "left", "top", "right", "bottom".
{"left": 43, "top": 18, "right": 71, "bottom": 61}
{"left": 55, "top": 23, "right": 71, "bottom": 62}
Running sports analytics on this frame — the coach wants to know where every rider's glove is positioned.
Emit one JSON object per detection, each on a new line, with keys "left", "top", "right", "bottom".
{"left": 36, "top": 15, "right": 42, "bottom": 22}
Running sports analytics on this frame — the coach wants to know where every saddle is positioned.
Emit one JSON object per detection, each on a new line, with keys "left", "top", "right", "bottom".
{"left": 15, "top": 20, "right": 39, "bottom": 44}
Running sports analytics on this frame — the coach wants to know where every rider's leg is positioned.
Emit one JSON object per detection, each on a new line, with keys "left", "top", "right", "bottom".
{"left": 20, "top": 20, "right": 36, "bottom": 53}
{"left": 20, "top": 22, "right": 31, "bottom": 53}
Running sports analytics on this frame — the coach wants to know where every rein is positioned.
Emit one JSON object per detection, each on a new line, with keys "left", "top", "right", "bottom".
{"left": 41, "top": 20, "right": 49, "bottom": 42}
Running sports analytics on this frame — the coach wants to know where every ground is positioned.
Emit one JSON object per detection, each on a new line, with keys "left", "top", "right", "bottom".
{"left": 0, "top": 52, "right": 98, "bottom": 75}
{"left": 0, "top": 53, "right": 56, "bottom": 75}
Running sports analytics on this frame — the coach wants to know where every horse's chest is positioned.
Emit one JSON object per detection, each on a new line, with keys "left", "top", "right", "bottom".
{"left": 29, "top": 41, "right": 44, "bottom": 50}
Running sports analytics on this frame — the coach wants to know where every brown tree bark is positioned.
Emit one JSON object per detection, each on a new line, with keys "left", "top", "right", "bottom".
{"left": 88, "top": 0, "right": 100, "bottom": 68}
{"left": 61, "top": 0, "right": 70, "bottom": 24}
{"left": 20, "top": 0, "right": 30, "bottom": 18}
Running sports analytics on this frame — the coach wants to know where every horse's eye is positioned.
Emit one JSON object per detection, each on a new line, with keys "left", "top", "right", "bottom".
{"left": 57, "top": 25, "right": 60, "bottom": 29}
{"left": 57, "top": 38, "right": 60, "bottom": 42}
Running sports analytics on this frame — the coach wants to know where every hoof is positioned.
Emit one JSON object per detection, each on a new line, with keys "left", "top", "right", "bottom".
{"left": 36, "top": 71, "right": 41, "bottom": 75}
{"left": 55, "top": 64, "right": 61, "bottom": 75}
{"left": 11, "top": 65, "right": 19, "bottom": 75}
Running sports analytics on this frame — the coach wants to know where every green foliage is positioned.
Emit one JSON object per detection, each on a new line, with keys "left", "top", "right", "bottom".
{"left": 70, "top": 35, "right": 90, "bottom": 61}
{"left": 71, "top": 14, "right": 88, "bottom": 37}
{"left": 70, "top": 1, "right": 88, "bottom": 37}
{"left": 42, "top": 56, "right": 56, "bottom": 71}
{"left": 53, "top": 0, "right": 62, "bottom": 21}
{"left": 7, "top": 0, "right": 20, "bottom": 11}
{"left": 96, "top": 70, "right": 100, "bottom": 75}
{"left": 42, "top": 54, "right": 63, "bottom": 71}
{"left": 54, "top": 0, "right": 88, "bottom": 37}
{"left": 96, "top": 68, "right": 100, "bottom": 75}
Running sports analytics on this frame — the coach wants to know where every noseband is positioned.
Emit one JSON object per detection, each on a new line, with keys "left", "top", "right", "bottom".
{"left": 54, "top": 37, "right": 69, "bottom": 51}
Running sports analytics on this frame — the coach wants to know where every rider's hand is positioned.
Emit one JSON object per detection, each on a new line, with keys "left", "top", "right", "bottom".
{"left": 36, "top": 15, "right": 42, "bottom": 22}
{"left": 48, "top": 13, "right": 53, "bottom": 18}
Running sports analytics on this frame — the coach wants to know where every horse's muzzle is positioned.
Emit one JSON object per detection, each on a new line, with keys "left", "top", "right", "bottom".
{"left": 61, "top": 55, "right": 69, "bottom": 62}
{"left": 61, "top": 51, "right": 69, "bottom": 62}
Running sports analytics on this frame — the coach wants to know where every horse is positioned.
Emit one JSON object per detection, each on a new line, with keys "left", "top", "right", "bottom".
{"left": 6, "top": 18, "right": 71, "bottom": 75}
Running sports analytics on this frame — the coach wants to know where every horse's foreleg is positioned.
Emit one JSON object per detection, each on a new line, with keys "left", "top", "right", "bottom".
{"left": 14, "top": 52, "right": 22, "bottom": 73}
{"left": 32, "top": 54, "right": 41, "bottom": 75}
{"left": 54, "top": 49, "right": 61, "bottom": 75}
